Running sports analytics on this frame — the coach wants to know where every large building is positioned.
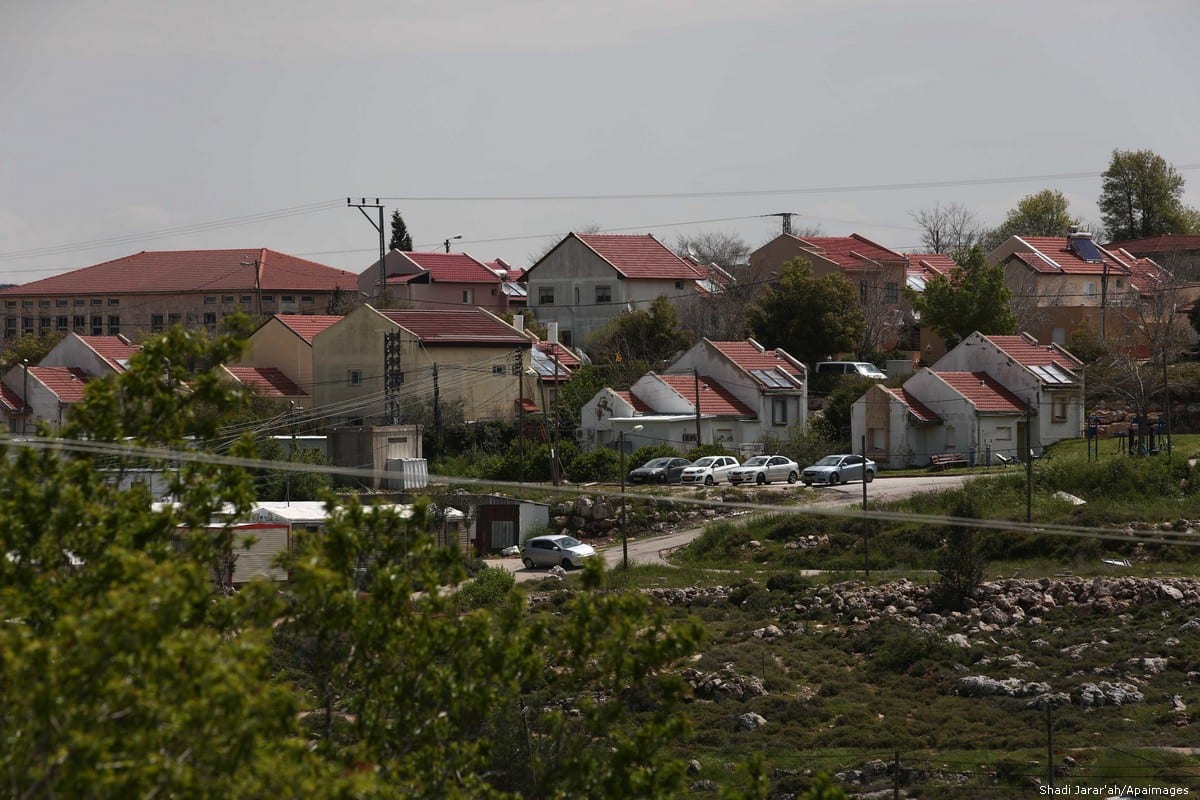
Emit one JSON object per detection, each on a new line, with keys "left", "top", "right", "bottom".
{"left": 0, "top": 248, "right": 360, "bottom": 341}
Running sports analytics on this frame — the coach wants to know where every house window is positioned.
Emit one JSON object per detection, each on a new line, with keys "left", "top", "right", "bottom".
{"left": 4, "top": 318, "right": 15, "bottom": 337}
{"left": 55, "top": 299, "right": 67, "bottom": 307}
{"left": 262, "top": 295, "right": 275, "bottom": 304}
{"left": 492, "top": 365, "right": 506, "bottom": 375}
{"left": 91, "top": 315, "right": 103, "bottom": 335}
{"left": 74, "top": 299, "right": 84, "bottom": 307}
{"left": 108, "top": 298, "right": 120, "bottom": 306}
{"left": 241, "top": 295, "right": 252, "bottom": 305}
{"left": 675, "top": 280, "right": 684, "bottom": 290}
{"left": 203, "top": 312, "right": 216, "bottom": 326}
{"left": 221, "top": 295, "right": 234, "bottom": 303}
{"left": 73, "top": 315, "right": 85, "bottom": 332}
{"left": 771, "top": 396, "right": 788, "bottom": 425}
{"left": 595, "top": 286, "right": 611, "bottom": 304}
{"left": 869, "top": 428, "right": 884, "bottom": 452}
{"left": 301, "top": 295, "right": 314, "bottom": 303}
{"left": 462, "top": 290, "right": 474, "bottom": 304}
{"left": 995, "top": 426, "right": 1012, "bottom": 441}
{"left": 561, "top": 330, "right": 572, "bottom": 346}
{"left": 56, "top": 316, "right": 68, "bottom": 332}
{"left": 682, "top": 431, "right": 698, "bottom": 443}
{"left": 538, "top": 287, "right": 554, "bottom": 305}
{"left": 884, "top": 282, "right": 899, "bottom": 304}
{"left": 4, "top": 301, "right": 14, "bottom": 309}
{"left": 22, "top": 300, "right": 33, "bottom": 308}
{"left": 348, "top": 369, "right": 363, "bottom": 386}
{"left": 151, "top": 314, "right": 165, "bottom": 332}
{"left": 1084, "top": 282, "right": 1096, "bottom": 296}
{"left": 22, "top": 317, "right": 32, "bottom": 334}
{"left": 107, "top": 315, "right": 120, "bottom": 335}
{"left": 1052, "top": 395, "right": 1067, "bottom": 423}
{"left": 39, "top": 316, "right": 50, "bottom": 333}
{"left": 281, "top": 295, "right": 294, "bottom": 303}
{"left": 39, "top": 300, "right": 50, "bottom": 308}
{"left": 204, "top": 296, "right": 216, "bottom": 304}
{"left": 1115, "top": 279, "right": 1124, "bottom": 289}
{"left": 91, "top": 299, "right": 102, "bottom": 306}
{"left": 168, "top": 313, "right": 181, "bottom": 326}
{"left": 859, "top": 280, "right": 868, "bottom": 304}
{"left": 574, "top": 287, "right": 580, "bottom": 305}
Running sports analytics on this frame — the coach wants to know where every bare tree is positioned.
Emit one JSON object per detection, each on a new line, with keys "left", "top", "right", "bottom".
{"left": 673, "top": 231, "right": 750, "bottom": 270}
{"left": 909, "top": 202, "right": 984, "bottom": 256}
{"left": 854, "top": 268, "right": 906, "bottom": 358}
{"left": 1006, "top": 268, "right": 1071, "bottom": 338}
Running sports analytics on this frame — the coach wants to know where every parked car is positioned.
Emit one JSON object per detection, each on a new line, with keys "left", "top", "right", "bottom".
{"left": 801, "top": 454, "right": 876, "bottom": 486}
{"left": 727, "top": 455, "right": 799, "bottom": 486}
{"left": 627, "top": 457, "right": 692, "bottom": 484}
{"left": 679, "top": 455, "right": 741, "bottom": 486}
{"left": 814, "top": 361, "right": 887, "bottom": 380}
{"left": 521, "top": 534, "right": 596, "bottom": 569}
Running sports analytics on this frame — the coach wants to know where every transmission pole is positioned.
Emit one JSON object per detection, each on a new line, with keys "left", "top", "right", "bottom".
{"left": 764, "top": 212, "right": 796, "bottom": 236}
{"left": 347, "top": 198, "right": 386, "bottom": 306}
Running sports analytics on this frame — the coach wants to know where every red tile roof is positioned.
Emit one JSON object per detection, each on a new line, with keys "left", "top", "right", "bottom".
{"left": 653, "top": 373, "right": 755, "bottom": 416}
{"left": 1, "top": 249, "right": 358, "bottom": 296}
{"left": 275, "top": 314, "right": 342, "bottom": 345}
{"left": 535, "top": 341, "right": 581, "bottom": 368}
{"left": 1126, "top": 257, "right": 1172, "bottom": 294}
{"left": 793, "top": 234, "right": 907, "bottom": 270}
{"left": 904, "top": 253, "right": 960, "bottom": 278}
{"left": 983, "top": 334, "right": 1082, "bottom": 372}
{"left": 707, "top": 340, "right": 805, "bottom": 383}
{"left": 615, "top": 390, "right": 654, "bottom": 414}
{"left": 224, "top": 367, "right": 305, "bottom": 397}
{"left": 381, "top": 309, "right": 528, "bottom": 345}
{"left": 1006, "top": 236, "right": 1132, "bottom": 276}
{"left": 886, "top": 386, "right": 941, "bottom": 423}
{"left": 31, "top": 366, "right": 89, "bottom": 403}
{"left": 399, "top": 251, "right": 501, "bottom": 283}
{"left": 0, "top": 382, "right": 24, "bottom": 413}
{"left": 486, "top": 258, "right": 525, "bottom": 281}
{"left": 936, "top": 371, "right": 1028, "bottom": 413}
{"left": 574, "top": 234, "right": 703, "bottom": 280}
{"left": 79, "top": 335, "right": 140, "bottom": 372}
{"left": 1105, "top": 235, "right": 1200, "bottom": 254}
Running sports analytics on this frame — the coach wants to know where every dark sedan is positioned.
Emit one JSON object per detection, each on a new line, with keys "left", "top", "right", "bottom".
{"left": 628, "top": 457, "right": 692, "bottom": 484}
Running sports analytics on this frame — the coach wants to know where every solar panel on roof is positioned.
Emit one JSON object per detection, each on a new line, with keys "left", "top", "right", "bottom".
{"left": 1068, "top": 236, "right": 1105, "bottom": 264}
{"left": 750, "top": 369, "right": 792, "bottom": 388}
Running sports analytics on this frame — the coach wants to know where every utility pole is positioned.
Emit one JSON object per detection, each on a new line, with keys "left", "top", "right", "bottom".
{"left": 432, "top": 363, "right": 441, "bottom": 456}
{"left": 693, "top": 369, "right": 702, "bottom": 446}
{"left": 764, "top": 212, "right": 795, "bottom": 236}
{"left": 443, "top": 234, "right": 462, "bottom": 253}
{"left": 515, "top": 348, "right": 525, "bottom": 485}
{"left": 1026, "top": 396, "right": 1033, "bottom": 524}
{"left": 1046, "top": 702, "right": 1055, "bottom": 789}
{"left": 347, "top": 198, "right": 386, "bottom": 306}
{"left": 862, "top": 434, "right": 869, "bottom": 577}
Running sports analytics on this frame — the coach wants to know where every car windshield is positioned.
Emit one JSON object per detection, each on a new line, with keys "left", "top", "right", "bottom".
{"left": 642, "top": 458, "right": 671, "bottom": 468}
{"left": 557, "top": 536, "right": 581, "bottom": 548}
{"left": 815, "top": 456, "right": 844, "bottom": 466}
{"left": 742, "top": 457, "right": 768, "bottom": 467}
{"left": 692, "top": 457, "right": 717, "bottom": 468}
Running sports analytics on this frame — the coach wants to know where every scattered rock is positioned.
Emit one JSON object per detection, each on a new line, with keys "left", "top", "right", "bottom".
{"left": 736, "top": 712, "right": 766, "bottom": 731}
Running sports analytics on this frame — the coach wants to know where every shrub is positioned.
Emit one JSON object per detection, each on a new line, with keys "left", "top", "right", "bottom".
{"left": 457, "top": 565, "right": 517, "bottom": 610}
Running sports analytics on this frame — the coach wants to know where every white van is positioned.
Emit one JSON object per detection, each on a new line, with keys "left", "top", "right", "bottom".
{"left": 815, "top": 361, "right": 886, "bottom": 380}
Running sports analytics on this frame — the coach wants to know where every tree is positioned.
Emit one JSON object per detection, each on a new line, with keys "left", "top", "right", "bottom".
{"left": 1099, "top": 148, "right": 1197, "bottom": 241}
{"left": 906, "top": 246, "right": 1016, "bottom": 349}
{"left": 746, "top": 258, "right": 865, "bottom": 367}
{"left": 585, "top": 295, "right": 691, "bottom": 369}
{"left": 0, "top": 331, "right": 64, "bottom": 366}
{"left": 909, "top": 202, "right": 984, "bottom": 257}
{"left": 389, "top": 210, "right": 413, "bottom": 251}
{"left": 982, "top": 189, "right": 1080, "bottom": 251}
{"left": 673, "top": 231, "right": 749, "bottom": 270}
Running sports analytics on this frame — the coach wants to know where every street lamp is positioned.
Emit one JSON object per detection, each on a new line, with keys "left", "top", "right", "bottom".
{"left": 443, "top": 234, "right": 463, "bottom": 253}
{"left": 618, "top": 423, "right": 644, "bottom": 569}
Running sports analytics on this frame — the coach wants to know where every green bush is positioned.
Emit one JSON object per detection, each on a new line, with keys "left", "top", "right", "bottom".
{"left": 457, "top": 566, "right": 517, "bottom": 610}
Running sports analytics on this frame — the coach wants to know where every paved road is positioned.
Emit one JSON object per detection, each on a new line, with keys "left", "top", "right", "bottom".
{"left": 491, "top": 473, "right": 971, "bottom": 582}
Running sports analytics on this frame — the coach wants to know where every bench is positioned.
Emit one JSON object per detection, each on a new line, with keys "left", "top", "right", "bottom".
{"left": 929, "top": 452, "right": 968, "bottom": 470}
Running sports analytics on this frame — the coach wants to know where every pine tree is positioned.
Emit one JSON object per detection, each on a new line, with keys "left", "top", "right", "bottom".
{"left": 389, "top": 210, "right": 413, "bottom": 251}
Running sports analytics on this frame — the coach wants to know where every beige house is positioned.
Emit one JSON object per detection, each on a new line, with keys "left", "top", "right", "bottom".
{"left": 0, "top": 248, "right": 360, "bottom": 341}
{"left": 358, "top": 250, "right": 525, "bottom": 315}
{"left": 228, "top": 314, "right": 342, "bottom": 409}
{"left": 311, "top": 305, "right": 533, "bottom": 427}
{"left": 988, "top": 232, "right": 1175, "bottom": 348}
{"left": 523, "top": 233, "right": 709, "bottom": 349}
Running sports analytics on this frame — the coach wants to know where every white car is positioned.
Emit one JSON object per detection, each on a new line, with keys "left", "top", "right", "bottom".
{"left": 679, "top": 455, "right": 741, "bottom": 486}
{"left": 521, "top": 534, "right": 596, "bottom": 569}
{"left": 728, "top": 455, "right": 799, "bottom": 486}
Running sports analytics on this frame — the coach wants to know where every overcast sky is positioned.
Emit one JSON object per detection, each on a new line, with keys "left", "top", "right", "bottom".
{"left": 2, "top": 0, "right": 1198, "bottom": 283}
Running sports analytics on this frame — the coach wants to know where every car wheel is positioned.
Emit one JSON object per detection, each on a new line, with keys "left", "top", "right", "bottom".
{"left": 704, "top": 475, "right": 714, "bottom": 486}
{"left": 562, "top": 558, "right": 573, "bottom": 569}
{"left": 787, "top": 471, "right": 798, "bottom": 484}
{"left": 755, "top": 473, "right": 766, "bottom": 485}
{"left": 803, "top": 481, "right": 812, "bottom": 487}
{"left": 828, "top": 472, "right": 840, "bottom": 486}
{"left": 522, "top": 557, "right": 535, "bottom": 569}
{"left": 864, "top": 470, "right": 874, "bottom": 483}
{"left": 657, "top": 474, "right": 667, "bottom": 484}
